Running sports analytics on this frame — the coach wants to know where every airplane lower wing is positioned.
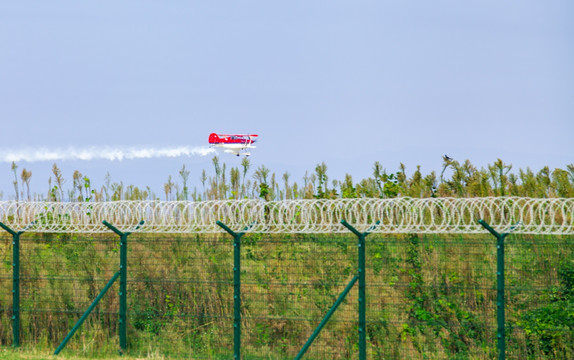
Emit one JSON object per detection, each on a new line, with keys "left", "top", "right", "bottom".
{"left": 224, "top": 149, "right": 244, "bottom": 156}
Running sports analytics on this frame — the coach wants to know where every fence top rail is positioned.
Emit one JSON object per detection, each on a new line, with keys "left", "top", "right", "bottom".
{"left": 0, "top": 197, "right": 572, "bottom": 234}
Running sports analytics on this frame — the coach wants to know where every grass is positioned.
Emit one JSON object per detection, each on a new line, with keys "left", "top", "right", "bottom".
{"left": 0, "top": 346, "right": 179, "bottom": 360}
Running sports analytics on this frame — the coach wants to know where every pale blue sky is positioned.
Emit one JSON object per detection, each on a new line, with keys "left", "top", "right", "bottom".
{"left": 1, "top": 1, "right": 572, "bottom": 199}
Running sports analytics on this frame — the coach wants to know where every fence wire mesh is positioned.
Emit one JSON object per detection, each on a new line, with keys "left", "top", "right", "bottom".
{"left": 0, "top": 232, "right": 10, "bottom": 346}
{"left": 0, "top": 232, "right": 573, "bottom": 359}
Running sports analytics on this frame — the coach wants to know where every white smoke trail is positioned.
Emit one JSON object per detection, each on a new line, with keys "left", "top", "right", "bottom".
{"left": 0, "top": 145, "right": 216, "bottom": 162}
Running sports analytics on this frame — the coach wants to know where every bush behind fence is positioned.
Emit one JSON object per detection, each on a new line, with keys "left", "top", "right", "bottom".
{"left": 1, "top": 232, "right": 574, "bottom": 359}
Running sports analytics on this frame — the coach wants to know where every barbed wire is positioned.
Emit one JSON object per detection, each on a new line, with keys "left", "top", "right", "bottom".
{"left": 0, "top": 197, "right": 572, "bottom": 234}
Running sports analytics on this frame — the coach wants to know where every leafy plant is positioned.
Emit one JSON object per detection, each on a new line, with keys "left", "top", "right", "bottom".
{"left": 518, "top": 259, "right": 574, "bottom": 356}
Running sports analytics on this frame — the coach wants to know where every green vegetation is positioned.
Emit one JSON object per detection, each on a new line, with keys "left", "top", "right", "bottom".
{"left": 1, "top": 233, "right": 573, "bottom": 359}
{"left": 2, "top": 157, "right": 573, "bottom": 358}
{"left": 518, "top": 259, "right": 574, "bottom": 358}
{"left": 0, "top": 347, "right": 149, "bottom": 360}
{"left": 5, "top": 158, "right": 574, "bottom": 201}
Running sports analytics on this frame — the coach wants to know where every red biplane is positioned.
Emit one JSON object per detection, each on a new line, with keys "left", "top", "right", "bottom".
{"left": 208, "top": 133, "right": 258, "bottom": 156}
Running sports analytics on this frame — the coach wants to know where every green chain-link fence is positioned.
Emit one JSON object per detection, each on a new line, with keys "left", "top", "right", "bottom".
{"left": 1, "top": 228, "right": 573, "bottom": 359}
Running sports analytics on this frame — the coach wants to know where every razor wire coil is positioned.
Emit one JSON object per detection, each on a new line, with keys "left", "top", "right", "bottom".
{"left": 0, "top": 197, "right": 572, "bottom": 234}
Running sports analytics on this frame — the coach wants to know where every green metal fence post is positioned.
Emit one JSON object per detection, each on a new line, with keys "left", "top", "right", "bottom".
{"left": 478, "top": 220, "right": 520, "bottom": 360}
{"left": 103, "top": 220, "right": 144, "bottom": 353}
{"left": 216, "top": 221, "right": 253, "bottom": 360}
{"left": 341, "top": 220, "right": 380, "bottom": 360}
{"left": 0, "top": 221, "right": 34, "bottom": 348}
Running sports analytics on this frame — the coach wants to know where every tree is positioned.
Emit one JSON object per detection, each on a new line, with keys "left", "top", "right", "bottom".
{"left": 408, "top": 165, "right": 423, "bottom": 197}
{"left": 397, "top": 163, "right": 407, "bottom": 190}
{"left": 253, "top": 165, "right": 270, "bottom": 201}
{"left": 230, "top": 167, "right": 240, "bottom": 199}
{"left": 83, "top": 176, "right": 93, "bottom": 202}
{"left": 373, "top": 161, "right": 384, "bottom": 197}
{"left": 220, "top": 163, "right": 228, "bottom": 199}
{"left": 302, "top": 172, "right": 316, "bottom": 199}
{"left": 440, "top": 156, "right": 454, "bottom": 183}
{"left": 341, "top": 174, "right": 356, "bottom": 198}
{"left": 111, "top": 182, "right": 124, "bottom": 201}
{"left": 270, "top": 172, "right": 278, "bottom": 200}
{"left": 382, "top": 173, "right": 401, "bottom": 198}
{"left": 356, "top": 178, "right": 377, "bottom": 198}
{"left": 519, "top": 168, "right": 537, "bottom": 197}
{"left": 241, "top": 157, "right": 251, "bottom": 183}
{"left": 20, "top": 168, "right": 32, "bottom": 201}
{"left": 282, "top": 172, "right": 291, "bottom": 199}
{"left": 73, "top": 170, "right": 84, "bottom": 201}
{"left": 567, "top": 164, "right": 574, "bottom": 184}
{"left": 51, "top": 163, "right": 65, "bottom": 201}
{"left": 179, "top": 164, "right": 190, "bottom": 200}
{"left": 212, "top": 156, "right": 221, "bottom": 189}
{"left": 536, "top": 166, "right": 552, "bottom": 197}
{"left": 488, "top": 159, "right": 512, "bottom": 196}
{"left": 11, "top": 162, "right": 19, "bottom": 201}
{"left": 103, "top": 172, "right": 112, "bottom": 201}
{"left": 314, "top": 162, "right": 328, "bottom": 199}
{"left": 200, "top": 169, "right": 207, "bottom": 200}
{"left": 164, "top": 176, "right": 175, "bottom": 201}
{"left": 423, "top": 172, "right": 438, "bottom": 198}
{"left": 551, "top": 168, "right": 574, "bottom": 198}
